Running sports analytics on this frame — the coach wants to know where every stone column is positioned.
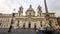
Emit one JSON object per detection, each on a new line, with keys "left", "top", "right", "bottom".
{"left": 25, "top": 21, "right": 29, "bottom": 28}
{"left": 13, "top": 20, "right": 18, "bottom": 29}
{"left": 36, "top": 21, "right": 40, "bottom": 29}
{"left": 19, "top": 21, "right": 23, "bottom": 28}
{"left": 31, "top": 21, "right": 35, "bottom": 28}
{"left": 45, "top": 20, "right": 51, "bottom": 30}
{"left": 42, "top": 21, "right": 46, "bottom": 28}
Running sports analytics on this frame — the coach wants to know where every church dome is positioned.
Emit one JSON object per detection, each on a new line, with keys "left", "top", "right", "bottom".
{"left": 27, "top": 5, "right": 34, "bottom": 11}
{"left": 26, "top": 5, "right": 35, "bottom": 16}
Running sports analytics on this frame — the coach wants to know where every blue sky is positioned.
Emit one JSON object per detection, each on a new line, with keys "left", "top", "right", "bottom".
{"left": 0, "top": 0, "right": 60, "bottom": 17}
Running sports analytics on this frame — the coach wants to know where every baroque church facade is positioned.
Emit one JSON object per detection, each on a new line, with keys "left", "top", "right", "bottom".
{"left": 0, "top": 0, "right": 60, "bottom": 32}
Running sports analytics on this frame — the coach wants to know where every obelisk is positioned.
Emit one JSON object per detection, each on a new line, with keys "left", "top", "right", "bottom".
{"left": 44, "top": 0, "right": 48, "bottom": 15}
{"left": 44, "top": 0, "right": 50, "bottom": 18}
{"left": 44, "top": 0, "right": 51, "bottom": 30}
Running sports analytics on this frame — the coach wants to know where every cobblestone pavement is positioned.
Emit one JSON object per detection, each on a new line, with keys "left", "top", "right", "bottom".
{"left": 0, "top": 28, "right": 36, "bottom": 34}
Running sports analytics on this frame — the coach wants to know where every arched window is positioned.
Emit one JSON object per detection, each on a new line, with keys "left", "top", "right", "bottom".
{"left": 40, "top": 21, "right": 42, "bottom": 27}
{"left": 17, "top": 20, "right": 19, "bottom": 26}
{"left": 34, "top": 24, "right": 36, "bottom": 30}
{"left": 0, "top": 23, "right": 1, "bottom": 26}
{"left": 29, "top": 13, "right": 31, "bottom": 15}
{"left": 29, "top": 13, "right": 31, "bottom": 16}
{"left": 23, "top": 23, "right": 25, "bottom": 29}
{"left": 28, "top": 22, "right": 31, "bottom": 28}
{"left": 49, "top": 20, "right": 51, "bottom": 26}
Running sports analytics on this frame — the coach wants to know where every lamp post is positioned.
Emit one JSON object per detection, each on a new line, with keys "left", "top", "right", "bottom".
{"left": 8, "top": 9, "right": 15, "bottom": 32}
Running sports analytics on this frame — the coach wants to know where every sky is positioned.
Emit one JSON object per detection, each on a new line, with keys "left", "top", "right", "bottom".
{"left": 0, "top": 0, "right": 60, "bottom": 17}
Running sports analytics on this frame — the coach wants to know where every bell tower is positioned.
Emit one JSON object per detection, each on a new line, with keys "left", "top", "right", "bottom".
{"left": 18, "top": 5, "right": 23, "bottom": 16}
{"left": 37, "top": 5, "right": 42, "bottom": 16}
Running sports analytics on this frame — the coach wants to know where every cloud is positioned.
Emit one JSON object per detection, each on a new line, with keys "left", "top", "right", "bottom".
{"left": 0, "top": 0, "right": 60, "bottom": 17}
{"left": 47, "top": 0, "right": 60, "bottom": 17}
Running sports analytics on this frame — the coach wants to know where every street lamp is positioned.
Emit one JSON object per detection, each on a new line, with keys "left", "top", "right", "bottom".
{"left": 8, "top": 9, "right": 15, "bottom": 32}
